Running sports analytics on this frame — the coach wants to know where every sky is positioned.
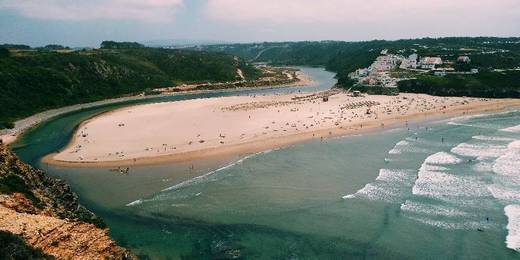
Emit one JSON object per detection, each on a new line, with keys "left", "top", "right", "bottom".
{"left": 1, "top": 0, "right": 519, "bottom": 47}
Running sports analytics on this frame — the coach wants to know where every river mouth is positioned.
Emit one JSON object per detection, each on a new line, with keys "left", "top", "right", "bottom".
{"left": 11, "top": 68, "right": 520, "bottom": 259}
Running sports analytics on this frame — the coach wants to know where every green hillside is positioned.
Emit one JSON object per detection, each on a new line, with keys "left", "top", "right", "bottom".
{"left": 0, "top": 46, "right": 260, "bottom": 128}
{"left": 201, "top": 37, "right": 520, "bottom": 96}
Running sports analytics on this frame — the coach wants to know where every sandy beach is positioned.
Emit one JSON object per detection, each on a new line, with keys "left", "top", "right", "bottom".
{"left": 45, "top": 90, "right": 520, "bottom": 167}
{"left": 0, "top": 68, "right": 313, "bottom": 146}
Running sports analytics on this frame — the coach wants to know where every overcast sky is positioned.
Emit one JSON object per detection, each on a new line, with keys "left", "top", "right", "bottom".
{"left": 1, "top": 0, "right": 519, "bottom": 47}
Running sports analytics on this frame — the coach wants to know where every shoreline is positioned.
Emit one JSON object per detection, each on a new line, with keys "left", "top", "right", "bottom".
{"left": 42, "top": 96, "right": 520, "bottom": 168}
{"left": 1, "top": 67, "right": 314, "bottom": 146}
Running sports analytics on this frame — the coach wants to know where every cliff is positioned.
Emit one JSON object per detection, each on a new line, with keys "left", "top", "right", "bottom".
{"left": 0, "top": 144, "right": 134, "bottom": 259}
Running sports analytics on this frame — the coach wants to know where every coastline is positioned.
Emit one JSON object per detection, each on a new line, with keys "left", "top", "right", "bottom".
{"left": 0, "top": 68, "right": 314, "bottom": 146}
{"left": 42, "top": 94, "right": 520, "bottom": 168}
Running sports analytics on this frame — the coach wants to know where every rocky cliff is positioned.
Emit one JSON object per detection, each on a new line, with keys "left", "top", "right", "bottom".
{"left": 0, "top": 144, "right": 134, "bottom": 259}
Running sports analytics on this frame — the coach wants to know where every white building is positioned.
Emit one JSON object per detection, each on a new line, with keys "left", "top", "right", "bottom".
{"left": 419, "top": 57, "right": 443, "bottom": 69}
{"left": 371, "top": 55, "right": 399, "bottom": 72}
{"left": 355, "top": 68, "right": 369, "bottom": 77}
{"left": 400, "top": 54, "right": 418, "bottom": 69}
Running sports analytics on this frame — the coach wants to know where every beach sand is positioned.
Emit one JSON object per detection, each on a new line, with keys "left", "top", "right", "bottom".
{"left": 45, "top": 91, "right": 520, "bottom": 167}
{"left": 0, "top": 68, "right": 313, "bottom": 146}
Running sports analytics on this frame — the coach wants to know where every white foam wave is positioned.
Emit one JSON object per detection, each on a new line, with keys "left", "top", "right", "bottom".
{"left": 505, "top": 204, "right": 520, "bottom": 252}
{"left": 406, "top": 215, "right": 489, "bottom": 230}
{"left": 493, "top": 141, "right": 520, "bottom": 178}
{"left": 448, "top": 110, "right": 514, "bottom": 124}
{"left": 401, "top": 200, "right": 470, "bottom": 218}
{"left": 388, "top": 148, "right": 401, "bottom": 155}
{"left": 388, "top": 139, "right": 432, "bottom": 155}
{"left": 412, "top": 160, "right": 489, "bottom": 201}
{"left": 489, "top": 185, "right": 520, "bottom": 202}
{"left": 352, "top": 183, "right": 399, "bottom": 201}
{"left": 375, "top": 169, "right": 413, "bottom": 183}
{"left": 502, "top": 125, "right": 520, "bottom": 133}
{"left": 162, "top": 151, "right": 267, "bottom": 192}
{"left": 389, "top": 140, "right": 409, "bottom": 154}
{"left": 127, "top": 150, "right": 278, "bottom": 207}
{"left": 447, "top": 121, "right": 503, "bottom": 130}
{"left": 424, "top": 152, "right": 462, "bottom": 165}
{"left": 472, "top": 135, "right": 515, "bottom": 142}
{"left": 396, "top": 140, "right": 410, "bottom": 146}
{"left": 343, "top": 169, "right": 415, "bottom": 202}
{"left": 404, "top": 136, "right": 446, "bottom": 147}
{"left": 126, "top": 199, "right": 143, "bottom": 207}
{"left": 451, "top": 143, "right": 507, "bottom": 159}
{"left": 472, "top": 161, "right": 494, "bottom": 172}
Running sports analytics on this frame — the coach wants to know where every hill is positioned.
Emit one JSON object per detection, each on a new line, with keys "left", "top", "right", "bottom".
{"left": 0, "top": 46, "right": 261, "bottom": 129}
{"left": 200, "top": 37, "right": 520, "bottom": 97}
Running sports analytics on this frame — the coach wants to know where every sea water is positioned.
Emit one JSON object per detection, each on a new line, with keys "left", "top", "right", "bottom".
{"left": 20, "top": 110, "right": 519, "bottom": 259}
{"left": 11, "top": 68, "right": 520, "bottom": 259}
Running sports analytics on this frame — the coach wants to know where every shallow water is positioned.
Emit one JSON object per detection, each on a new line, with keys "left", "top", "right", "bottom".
{"left": 11, "top": 68, "right": 520, "bottom": 259}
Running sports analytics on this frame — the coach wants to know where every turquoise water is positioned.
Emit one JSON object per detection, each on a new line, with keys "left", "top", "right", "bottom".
{"left": 11, "top": 68, "right": 520, "bottom": 259}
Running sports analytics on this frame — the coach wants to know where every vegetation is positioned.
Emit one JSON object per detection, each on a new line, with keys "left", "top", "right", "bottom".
{"left": 100, "top": 41, "right": 144, "bottom": 49}
{"left": 0, "top": 175, "right": 41, "bottom": 207}
{"left": 0, "top": 44, "right": 31, "bottom": 50}
{"left": 0, "top": 231, "right": 52, "bottom": 259}
{"left": 0, "top": 44, "right": 260, "bottom": 128}
{"left": 398, "top": 71, "right": 520, "bottom": 98}
{"left": 2, "top": 37, "right": 519, "bottom": 128}
{"left": 42, "top": 44, "right": 70, "bottom": 50}
{"left": 0, "top": 48, "right": 9, "bottom": 58}
{"left": 201, "top": 37, "right": 520, "bottom": 94}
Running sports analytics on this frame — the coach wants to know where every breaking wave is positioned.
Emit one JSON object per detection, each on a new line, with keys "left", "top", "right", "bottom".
{"left": 505, "top": 205, "right": 520, "bottom": 252}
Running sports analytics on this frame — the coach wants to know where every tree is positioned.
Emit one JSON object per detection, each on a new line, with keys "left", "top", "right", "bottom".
{"left": 0, "top": 48, "right": 9, "bottom": 58}
{"left": 100, "top": 41, "right": 144, "bottom": 49}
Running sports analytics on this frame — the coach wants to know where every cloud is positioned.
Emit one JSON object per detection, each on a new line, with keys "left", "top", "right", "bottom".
{"left": 205, "top": 0, "right": 520, "bottom": 25}
{"left": 0, "top": 0, "right": 184, "bottom": 22}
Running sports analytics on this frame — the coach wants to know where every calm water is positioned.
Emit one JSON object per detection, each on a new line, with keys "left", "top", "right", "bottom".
{"left": 12, "top": 68, "right": 520, "bottom": 259}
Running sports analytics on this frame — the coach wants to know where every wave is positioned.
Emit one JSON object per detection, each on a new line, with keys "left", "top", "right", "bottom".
{"left": 489, "top": 140, "right": 520, "bottom": 202}
{"left": 412, "top": 154, "right": 489, "bottom": 202}
{"left": 388, "top": 140, "right": 409, "bottom": 155}
{"left": 472, "top": 161, "right": 494, "bottom": 172}
{"left": 447, "top": 122, "right": 495, "bottom": 130}
{"left": 346, "top": 183, "right": 403, "bottom": 202}
{"left": 342, "top": 169, "right": 415, "bottom": 203}
{"left": 162, "top": 150, "right": 271, "bottom": 192}
{"left": 424, "top": 152, "right": 462, "bottom": 165}
{"left": 472, "top": 135, "right": 515, "bottom": 142}
{"left": 401, "top": 200, "right": 471, "bottom": 218}
{"left": 448, "top": 110, "right": 517, "bottom": 124}
{"left": 502, "top": 124, "right": 520, "bottom": 133}
{"left": 505, "top": 204, "right": 520, "bottom": 252}
{"left": 126, "top": 149, "right": 276, "bottom": 207}
{"left": 126, "top": 199, "right": 143, "bottom": 207}
{"left": 488, "top": 185, "right": 520, "bottom": 202}
{"left": 451, "top": 143, "right": 507, "bottom": 159}
{"left": 406, "top": 215, "right": 492, "bottom": 230}
{"left": 388, "top": 138, "right": 434, "bottom": 155}
{"left": 492, "top": 141, "right": 520, "bottom": 178}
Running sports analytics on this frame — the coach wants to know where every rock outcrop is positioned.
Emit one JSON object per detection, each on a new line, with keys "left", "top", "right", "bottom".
{"left": 0, "top": 144, "right": 134, "bottom": 259}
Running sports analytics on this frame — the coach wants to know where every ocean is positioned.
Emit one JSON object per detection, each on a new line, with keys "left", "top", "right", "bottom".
{"left": 12, "top": 68, "right": 520, "bottom": 259}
